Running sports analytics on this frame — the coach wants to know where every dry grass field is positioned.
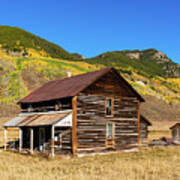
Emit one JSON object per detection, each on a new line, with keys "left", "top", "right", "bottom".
{"left": 0, "top": 120, "right": 179, "bottom": 179}
{"left": 0, "top": 147, "right": 180, "bottom": 180}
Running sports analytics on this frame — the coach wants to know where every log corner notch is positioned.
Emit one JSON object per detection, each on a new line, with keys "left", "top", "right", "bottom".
{"left": 72, "top": 96, "right": 77, "bottom": 155}
{"left": 137, "top": 100, "right": 141, "bottom": 146}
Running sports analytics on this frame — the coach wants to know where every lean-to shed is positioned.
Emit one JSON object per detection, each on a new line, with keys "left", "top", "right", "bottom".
{"left": 170, "top": 123, "right": 180, "bottom": 142}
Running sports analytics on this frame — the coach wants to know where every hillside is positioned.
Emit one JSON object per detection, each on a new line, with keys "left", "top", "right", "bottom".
{"left": 0, "top": 26, "right": 78, "bottom": 60}
{"left": 0, "top": 26, "right": 179, "bottom": 123}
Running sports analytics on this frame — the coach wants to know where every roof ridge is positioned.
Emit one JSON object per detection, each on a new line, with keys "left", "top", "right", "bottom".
{"left": 18, "top": 66, "right": 144, "bottom": 103}
{"left": 49, "top": 67, "right": 113, "bottom": 83}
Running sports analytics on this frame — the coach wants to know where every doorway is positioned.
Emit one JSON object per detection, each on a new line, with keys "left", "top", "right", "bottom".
{"left": 23, "top": 128, "right": 30, "bottom": 149}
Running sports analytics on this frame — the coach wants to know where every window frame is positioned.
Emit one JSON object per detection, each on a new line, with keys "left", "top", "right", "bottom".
{"left": 105, "top": 97, "right": 114, "bottom": 117}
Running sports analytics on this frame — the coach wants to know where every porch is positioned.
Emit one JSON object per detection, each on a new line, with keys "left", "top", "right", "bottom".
{"left": 3, "top": 110, "right": 72, "bottom": 156}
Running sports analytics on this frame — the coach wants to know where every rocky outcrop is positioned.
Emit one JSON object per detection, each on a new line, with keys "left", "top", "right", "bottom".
{"left": 151, "top": 51, "right": 171, "bottom": 63}
{"left": 124, "top": 49, "right": 180, "bottom": 78}
{"left": 126, "top": 52, "right": 140, "bottom": 59}
{"left": 126, "top": 50, "right": 171, "bottom": 62}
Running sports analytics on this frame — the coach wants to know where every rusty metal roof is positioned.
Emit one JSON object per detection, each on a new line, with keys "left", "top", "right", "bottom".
{"left": 4, "top": 111, "right": 72, "bottom": 127}
{"left": 18, "top": 67, "right": 144, "bottom": 103}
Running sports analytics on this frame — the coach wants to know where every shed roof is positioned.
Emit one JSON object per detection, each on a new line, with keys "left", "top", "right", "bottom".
{"left": 18, "top": 67, "right": 144, "bottom": 103}
{"left": 4, "top": 111, "right": 72, "bottom": 127}
{"left": 140, "top": 115, "right": 152, "bottom": 126}
{"left": 170, "top": 123, "right": 180, "bottom": 129}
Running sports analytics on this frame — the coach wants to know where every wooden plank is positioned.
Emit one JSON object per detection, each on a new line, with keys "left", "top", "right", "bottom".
{"left": 72, "top": 96, "right": 77, "bottom": 155}
{"left": 112, "top": 97, "right": 114, "bottom": 116}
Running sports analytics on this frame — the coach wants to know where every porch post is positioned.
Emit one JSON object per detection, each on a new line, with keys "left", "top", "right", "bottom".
{"left": 51, "top": 125, "right": 55, "bottom": 157}
{"left": 30, "top": 128, "right": 34, "bottom": 154}
{"left": 19, "top": 128, "right": 23, "bottom": 152}
{"left": 4, "top": 128, "right": 7, "bottom": 150}
{"left": 72, "top": 96, "right": 77, "bottom": 155}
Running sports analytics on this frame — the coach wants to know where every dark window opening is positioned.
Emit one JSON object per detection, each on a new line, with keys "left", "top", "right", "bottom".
{"left": 106, "top": 98, "right": 113, "bottom": 116}
{"left": 21, "top": 97, "right": 73, "bottom": 113}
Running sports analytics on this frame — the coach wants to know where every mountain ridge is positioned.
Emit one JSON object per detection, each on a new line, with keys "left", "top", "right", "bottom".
{"left": 85, "top": 49, "right": 180, "bottom": 78}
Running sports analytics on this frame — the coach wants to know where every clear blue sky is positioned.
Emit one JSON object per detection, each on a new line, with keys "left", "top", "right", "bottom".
{"left": 0, "top": 0, "right": 179, "bottom": 63}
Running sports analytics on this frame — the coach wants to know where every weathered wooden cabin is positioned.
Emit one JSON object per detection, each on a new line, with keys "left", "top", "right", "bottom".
{"left": 4, "top": 67, "right": 146, "bottom": 156}
{"left": 140, "top": 115, "right": 152, "bottom": 144}
{"left": 170, "top": 123, "right": 180, "bottom": 142}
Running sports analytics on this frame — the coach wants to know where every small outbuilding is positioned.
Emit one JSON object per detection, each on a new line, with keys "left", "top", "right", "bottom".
{"left": 170, "top": 123, "right": 180, "bottom": 142}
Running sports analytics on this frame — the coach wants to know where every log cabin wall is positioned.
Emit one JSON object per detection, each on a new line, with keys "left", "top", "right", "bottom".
{"left": 113, "top": 97, "right": 138, "bottom": 149}
{"left": 76, "top": 71, "right": 139, "bottom": 153}
{"left": 55, "top": 127, "right": 72, "bottom": 151}
{"left": 140, "top": 121, "right": 148, "bottom": 144}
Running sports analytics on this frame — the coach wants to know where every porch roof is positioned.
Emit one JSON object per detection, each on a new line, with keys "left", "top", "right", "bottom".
{"left": 3, "top": 110, "right": 72, "bottom": 128}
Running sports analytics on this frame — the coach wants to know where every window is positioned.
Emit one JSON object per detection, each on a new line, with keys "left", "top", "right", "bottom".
{"left": 106, "top": 123, "right": 114, "bottom": 139}
{"left": 105, "top": 98, "right": 113, "bottom": 116}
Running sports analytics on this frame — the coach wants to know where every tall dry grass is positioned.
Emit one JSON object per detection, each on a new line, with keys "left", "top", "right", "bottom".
{"left": 0, "top": 119, "right": 178, "bottom": 180}
{"left": 0, "top": 147, "right": 180, "bottom": 180}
